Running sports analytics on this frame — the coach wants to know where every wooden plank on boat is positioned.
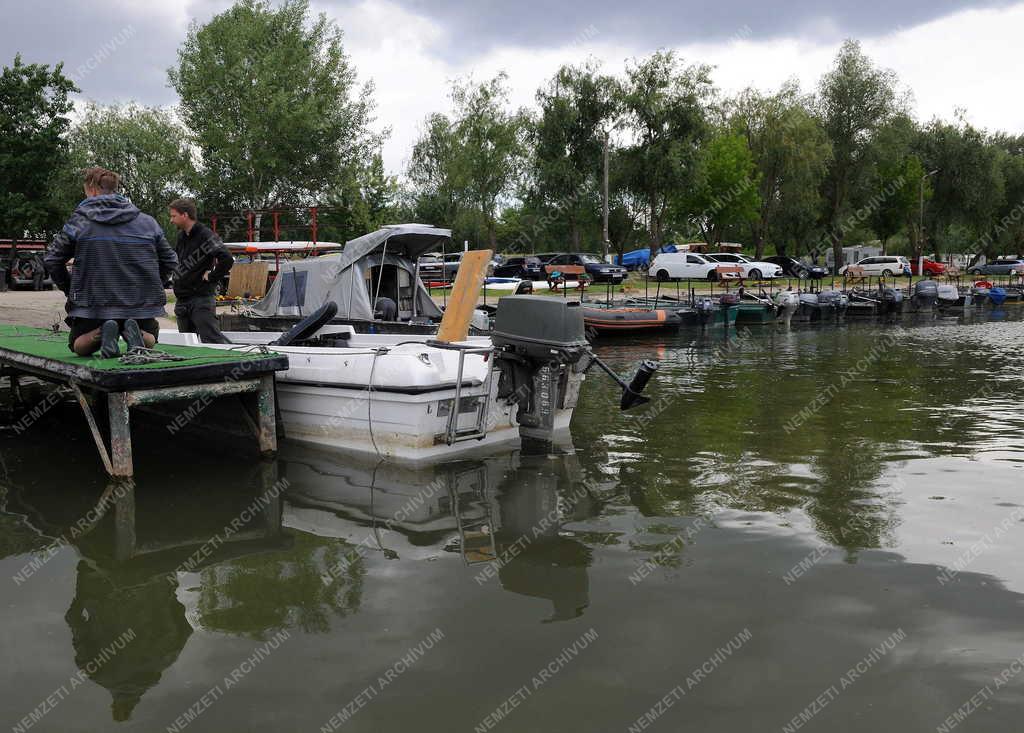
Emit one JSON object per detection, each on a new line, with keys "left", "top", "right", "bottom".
{"left": 226, "top": 261, "right": 270, "bottom": 298}
{"left": 437, "top": 249, "right": 492, "bottom": 343}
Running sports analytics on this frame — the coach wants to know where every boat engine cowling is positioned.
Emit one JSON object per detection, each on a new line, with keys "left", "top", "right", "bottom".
{"left": 817, "top": 290, "right": 841, "bottom": 310}
{"left": 492, "top": 296, "right": 657, "bottom": 441}
{"left": 881, "top": 286, "right": 903, "bottom": 314}
{"left": 936, "top": 283, "right": 959, "bottom": 303}
{"left": 695, "top": 298, "right": 717, "bottom": 325}
{"left": 913, "top": 279, "right": 939, "bottom": 309}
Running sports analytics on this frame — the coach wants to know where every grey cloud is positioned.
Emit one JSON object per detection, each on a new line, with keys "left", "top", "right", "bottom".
{"left": 337, "top": 0, "right": 1019, "bottom": 60}
{"left": 2, "top": 0, "right": 1017, "bottom": 108}
{"left": 1, "top": 0, "right": 230, "bottom": 106}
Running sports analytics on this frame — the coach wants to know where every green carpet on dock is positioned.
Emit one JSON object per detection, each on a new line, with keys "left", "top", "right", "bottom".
{"left": 0, "top": 324, "right": 277, "bottom": 371}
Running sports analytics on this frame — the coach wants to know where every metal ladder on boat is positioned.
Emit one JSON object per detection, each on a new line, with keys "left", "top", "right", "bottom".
{"left": 430, "top": 342, "right": 497, "bottom": 446}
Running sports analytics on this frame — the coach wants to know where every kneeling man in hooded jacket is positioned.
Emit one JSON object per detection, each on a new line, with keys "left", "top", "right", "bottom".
{"left": 45, "top": 167, "right": 178, "bottom": 358}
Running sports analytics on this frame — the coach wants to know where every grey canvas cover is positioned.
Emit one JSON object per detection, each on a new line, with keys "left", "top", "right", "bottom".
{"left": 250, "top": 224, "right": 449, "bottom": 320}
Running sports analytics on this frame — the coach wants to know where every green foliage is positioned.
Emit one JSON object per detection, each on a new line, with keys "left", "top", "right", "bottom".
{"left": 917, "top": 116, "right": 1006, "bottom": 259}
{"left": 451, "top": 74, "right": 527, "bottom": 249}
{"left": 408, "top": 74, "right": 525, "bottom": 249}
{"left": 60, "top": 103, "right": 198, "bottom": 237}
{"left": 728, "top": 83, "right": 832, "bottom": 258}
{"left": 317, "top": 152, "right": 400, "bottom": 243}
{"left": 529, "top": 63, "right": 619, "bottom": 251}
{"left": 817, "top": 40, "right": 901, "bottom": 269}
{"left": 168, "top": 0, "right": 381, "bottom": 211}
{"left": 0, "top": 54, "right": 77, "bottom": 238}
{"left": 617, "top": 51, "right": 713, "bottom": 251}
{"left": 677, "top": 132, "right": 761, "bottom": 246}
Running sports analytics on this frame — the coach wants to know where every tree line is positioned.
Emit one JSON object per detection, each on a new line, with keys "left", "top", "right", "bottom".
{"left": 2, "top": 0, "right": 1022, "bottom": 271}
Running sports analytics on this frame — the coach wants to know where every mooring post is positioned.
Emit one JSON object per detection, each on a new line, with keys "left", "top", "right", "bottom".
{"left": 108, "top": 391, "right": 133, "bottom": 478}
{"left": 114, "top": 479, "right": 136, "bottom": 562}
{"left": 256, "top": 375, "right": 278, "bottom": 456}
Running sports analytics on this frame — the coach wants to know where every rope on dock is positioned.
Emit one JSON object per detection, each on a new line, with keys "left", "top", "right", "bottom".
{"left": 117, "top": 347, "right": 189, "bottom": 365}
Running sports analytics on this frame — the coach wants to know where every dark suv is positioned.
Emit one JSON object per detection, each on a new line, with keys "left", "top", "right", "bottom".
{"left": 546, "top": 253, "right": 627, "bottom": 284}
{"left": 764, "top": 255, "right": 828, "bottom": 280}
{"left": 494, "top": 256, "right": 543, "bottom": 280}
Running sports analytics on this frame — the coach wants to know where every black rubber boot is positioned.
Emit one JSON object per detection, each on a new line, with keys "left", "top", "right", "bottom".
{"left": 123, "top": 319, "right": 145, "bottom": 351}
{"left": 100, "top": 320, "right": 121, "bottom": 359}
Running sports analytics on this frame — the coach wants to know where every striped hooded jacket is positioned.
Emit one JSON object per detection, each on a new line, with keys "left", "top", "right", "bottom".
{"left": 44, "top": 195, "right": 178, "bottom": 319}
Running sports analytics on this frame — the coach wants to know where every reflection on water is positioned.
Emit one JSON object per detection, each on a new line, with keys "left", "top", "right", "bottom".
{"left": 2, "top": 311, "right": 1024, "bottom": 731}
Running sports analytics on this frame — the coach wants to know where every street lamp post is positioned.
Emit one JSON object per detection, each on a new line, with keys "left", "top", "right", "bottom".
{"left": 919, "top": 169, "right": 939, "bottom": 270}
{"left": 602, "top": 129, "right": 610, "bottom": 262}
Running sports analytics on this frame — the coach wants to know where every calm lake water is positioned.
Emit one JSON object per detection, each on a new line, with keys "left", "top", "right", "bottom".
{"left": 3, "top": 309, "right": 1024, "bottom": 732}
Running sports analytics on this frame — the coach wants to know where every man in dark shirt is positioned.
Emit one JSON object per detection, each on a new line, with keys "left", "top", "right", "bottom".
{"left": 168, "top": 198, "right": 233, "bottom": 343}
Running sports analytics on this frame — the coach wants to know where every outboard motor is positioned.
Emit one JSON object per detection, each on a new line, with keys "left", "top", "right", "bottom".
{"left": 492, "top": 296, "right": 657, "bottom": 441}
{"left": 912, "top": 279, "right": 939, "bottom": 312}
{"left": 772, "top": 290, "right": 799, "bottom": 325}
{"left": 936, "top": 283, "right": 959, "bottom": 308}
{"left": 836, "top": 291, "right": 849, "bottom": 318}
{"left": 695, "top": 298, "right": 717, "bottom": 327}
{"left": 880, "top": 287, "right": 903, "bottom": 318}
{"left": 817, "top": 289, "right": 842, "bottom": 320}
{"left": 797, "top": 292, "right": 819, "bottom": 322}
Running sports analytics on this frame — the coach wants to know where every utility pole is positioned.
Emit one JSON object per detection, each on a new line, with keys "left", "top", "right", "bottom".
{"left": 602, "top": 129, "right": 610, "bottom": 262}
{"left": 919, "top": 169, "right": 939, "bottom": 256}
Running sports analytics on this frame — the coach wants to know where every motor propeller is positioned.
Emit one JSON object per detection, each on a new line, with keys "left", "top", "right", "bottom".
{"left": 586, "top": 355, "right": 660, "bottom": 410}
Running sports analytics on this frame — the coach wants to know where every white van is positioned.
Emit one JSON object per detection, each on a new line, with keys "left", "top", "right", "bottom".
{"left": 649, "top": 252, "right": 740, "bottom": 281}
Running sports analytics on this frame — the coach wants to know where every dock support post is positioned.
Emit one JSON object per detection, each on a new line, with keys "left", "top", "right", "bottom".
{"left": 108, "top": 392, "right": 133, "bottom": 478}
{"left": 114, "top": 480, "right": 136, "bottom": 562}
{"left": 256, "top": 375, "right": 277, "bottom": 456}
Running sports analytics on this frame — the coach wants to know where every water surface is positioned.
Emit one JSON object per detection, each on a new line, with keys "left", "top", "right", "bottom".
{"left": 3, "top": 311, "right": 1024, "bottom": 732}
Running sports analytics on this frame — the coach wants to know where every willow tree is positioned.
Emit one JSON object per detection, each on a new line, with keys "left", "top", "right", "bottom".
{"left": 817, "top": 40, "right": 900, "bottom": 271}
{"left": 729, "top": 83, "right": 831, "bottom": 259}
{"left": 530, "top": 63, "right": 619, "bottom": 251}
{"left": 617, "top": 51, "right": 713, "bottom": 253}
{"left": 168, "top": 0, "right": 381, "bottom": 213}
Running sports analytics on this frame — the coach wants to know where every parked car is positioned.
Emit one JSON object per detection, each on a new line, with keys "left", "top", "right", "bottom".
{"left": 763, "top": 255, "right": 828, "bottom": 280}
{"left": 546, "top": 253, "right": 627, "bottom": 283}
{"left": 442, "top": 252, "right": 463, "bottom": 279}
{"left": 7, "top": 251, "right": 53, "bottom": 290}
{"left": 909, "top": 258, "right": 947, "bottom": 276}
{"left": 417, "top": 253, "right": 445, "bottom": 282}
{"left": 494, "top": 255, "right": 543, "bottom": 280}
{"left": 968, "top": 258, "right": 1024, "bottom": 276}
{"left": 534, "top": 252, "right": 563, "bottom": 265}
{"left": 649, "top": 252, "right": 740, "bottom": 281}
{"left": 705, "top": 253, "right": 785, "bottom": 279}
{"left": 839, "top": 255, "right": 912, "bottom": 277}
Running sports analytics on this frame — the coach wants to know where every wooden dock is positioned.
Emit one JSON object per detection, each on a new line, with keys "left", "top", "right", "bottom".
{"left": 0, "top": 325, "right": 288, "bottom": 478}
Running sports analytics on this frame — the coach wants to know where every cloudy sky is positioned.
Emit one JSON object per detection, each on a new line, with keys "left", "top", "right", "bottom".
{"left": 6, "top": 0, "right": 1024, "bottom": 174}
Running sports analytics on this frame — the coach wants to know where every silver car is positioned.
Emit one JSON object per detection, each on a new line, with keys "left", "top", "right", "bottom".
{"left": 968, "top": 258, "right": 1024, "bottom": 276}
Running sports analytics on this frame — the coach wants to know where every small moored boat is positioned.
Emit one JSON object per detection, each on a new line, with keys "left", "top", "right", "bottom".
{"left": 582, "top": 306, "right": 682, "bottom": 337}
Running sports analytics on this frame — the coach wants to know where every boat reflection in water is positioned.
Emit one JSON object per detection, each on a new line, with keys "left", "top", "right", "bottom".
{"left": 279, "top": 438, "right": 602, "bottom": 622}
{"left": 1, "top": 433, "right": 604, "bottom": 722}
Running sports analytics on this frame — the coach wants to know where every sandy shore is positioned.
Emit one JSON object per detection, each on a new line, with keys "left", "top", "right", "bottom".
{"left": 0, "top": 289, "right": 178, "bottom": 330}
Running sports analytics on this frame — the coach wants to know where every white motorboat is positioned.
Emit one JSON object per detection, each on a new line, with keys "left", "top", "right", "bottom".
{"left": 162, "top": 296, "right": 656, "bottom": 464}
{"left": 162, "top": 225, "right": 657, "bottom": 464}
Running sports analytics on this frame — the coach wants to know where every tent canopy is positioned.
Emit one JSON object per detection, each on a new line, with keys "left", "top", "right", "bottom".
{"left": 250, "top": 224, "right": 450, "bottom": 321}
